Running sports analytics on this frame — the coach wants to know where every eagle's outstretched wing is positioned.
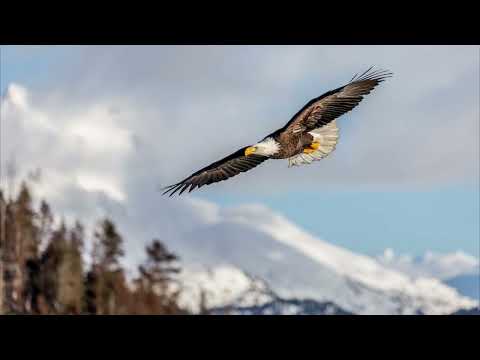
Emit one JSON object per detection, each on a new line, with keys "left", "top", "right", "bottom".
{"left": 162, "top": 147, "right": 268, "bottom": 196}
{"left": 281, "top": 67, "right": 392, "bottom": 135}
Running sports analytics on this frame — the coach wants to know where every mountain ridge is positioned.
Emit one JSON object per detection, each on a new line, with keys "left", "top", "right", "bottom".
{"left": 169, "top": 202, "right": 476, "bottom": 315}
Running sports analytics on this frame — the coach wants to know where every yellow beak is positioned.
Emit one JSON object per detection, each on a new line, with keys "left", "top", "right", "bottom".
{"left": 244, "top": 146, "right": 257, "bottom": 156}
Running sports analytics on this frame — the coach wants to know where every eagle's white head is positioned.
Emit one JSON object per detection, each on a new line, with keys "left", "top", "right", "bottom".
{"left": 244, "top": 137, "right": 280, "bottom": 157}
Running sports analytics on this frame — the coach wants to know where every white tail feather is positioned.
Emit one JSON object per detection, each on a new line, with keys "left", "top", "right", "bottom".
{"left": 288, "top": 121, "right": 340, "bottom": 167}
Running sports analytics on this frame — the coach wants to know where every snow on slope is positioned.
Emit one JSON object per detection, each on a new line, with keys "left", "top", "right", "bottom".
{"left": 175, "top": 265, "right": 353, "bottom": 315}
{"left": 176, "top": 265, "right": 274, "bottom": 313}
{"left": 210, "top": 298, "right": 352, "bottom": 315}
{"left": 171, "top": 201, "right": 476, "bottom": 315}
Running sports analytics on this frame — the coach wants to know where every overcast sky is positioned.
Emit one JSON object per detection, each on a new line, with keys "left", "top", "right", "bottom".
{"left": 1, "top": 45, "right": 478, "bottom": 257}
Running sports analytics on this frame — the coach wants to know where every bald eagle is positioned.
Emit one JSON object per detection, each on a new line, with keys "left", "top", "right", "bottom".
{"left": 163, "top": 67, "right": 391, "bottom": 196}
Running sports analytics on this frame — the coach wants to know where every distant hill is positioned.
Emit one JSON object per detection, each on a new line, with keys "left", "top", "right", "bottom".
{"left": 210, "top": 298, "right": 353, "bottom": 315}
{"left": 175, "top": 264, "right": 476, "bottom": 315}
{"left": 451, "top": 307, "right": 480, "bottom": 315}
{"left": 176, "top": 265, "right": 353, "bottom": 315}
{"left": 171, "top": 204, "right": 476, "bottom": 315}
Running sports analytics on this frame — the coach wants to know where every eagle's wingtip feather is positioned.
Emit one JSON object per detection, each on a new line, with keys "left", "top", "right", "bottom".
{"left": 350, "top": 67, "right": 393, "bottom": 84}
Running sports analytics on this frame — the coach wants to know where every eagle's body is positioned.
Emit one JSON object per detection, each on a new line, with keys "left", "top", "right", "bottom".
{"left": 268, "top": 132, "right": 312, "bottom": 159}
{"left": 163, "top": 68, "right": 391, "bottom": 196}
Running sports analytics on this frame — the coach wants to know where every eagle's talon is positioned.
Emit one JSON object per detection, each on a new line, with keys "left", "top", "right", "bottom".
{"left": 303, "top": 142, "right": 320, "bottom": 154}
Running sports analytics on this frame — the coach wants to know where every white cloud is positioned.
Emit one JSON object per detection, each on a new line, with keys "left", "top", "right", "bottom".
{"left": 75, "top": 173, "right": 126, "bottom": 202}
{"left": 377, "top": 248, "right": 480, "bottom": 280}
{"left": 19, "top": 45, "right": 477, "bottom": 193}
{"left": 66, "top": 107, "right": 133, "bottom": 154}
{"left": 2, "top": 46, "right": 477, "bottom": 243}
{"left": 1, "top": 83, "right": 133, "bottom": 204}
{"left": 5, "top": 83, "right": 29, "bottom": 109}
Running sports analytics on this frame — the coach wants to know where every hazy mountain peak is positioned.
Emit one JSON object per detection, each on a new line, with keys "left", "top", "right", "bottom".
{"left": 173, "top": 200, "right": 477, "bottom": 315}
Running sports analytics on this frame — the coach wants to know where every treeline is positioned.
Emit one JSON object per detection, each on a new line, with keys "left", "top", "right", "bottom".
{"left": 0, "top": 182, "right": 186, "bottom": 315}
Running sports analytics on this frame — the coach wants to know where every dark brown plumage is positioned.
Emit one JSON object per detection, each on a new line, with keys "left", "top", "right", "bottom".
{"left": 271, "top": 67, "right": 392, "bottom": 143}
{"left": 162, "top": 147, "right": 268, "bottom": 196}
{"left": 162, "top": 67, "right": 391, "bottom": 196}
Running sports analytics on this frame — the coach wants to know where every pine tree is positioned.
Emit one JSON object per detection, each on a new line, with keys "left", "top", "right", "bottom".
{"left": 38, "top": 200, "right": 53, "bottom": 251}
{"left": 40, "top": 221, "right": 68, "bottom": 313}
{"left": 95, "top": 218, "right": 124, "bottom": 271}
{"left": 92, "top": 218, "right": 126, "bottom": 314}
{"left": 84, "top": 270, "right": 98, "bottom": 314}
{"left": 16, "top": 182, "right": 39, "bottom": 261}
{"left": 2, "top": 178, "right": 187, "bottom": 315}
{"left": 136, "top": 239, "right": 183, "bottom": 314}
{"left": 24, "top": 258, "right": 42, "bottom": 313}
{"left": 84, "top": 234, "right": 102, "bottom": 314}
{"left": 139, "top": 239, "right": 179, "bottom": 287}
{"left": 57, "top": 222, "right": 85, "bottom": 314}
{"left": 70, "top": 221, "right": 84, "bottom": 253}
{"left": 14, "top": 182, "right": 42, "bottom": 312}
{"left": 0, "top": 190, "right": 6, "bottom": 313}
{"left": 2, "top": 196, "right": 22, "bottom": 313}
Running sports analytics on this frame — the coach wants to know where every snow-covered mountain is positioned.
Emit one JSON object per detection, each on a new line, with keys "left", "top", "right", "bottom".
{"left": 174, "top": 265, "right": 351, "bottom": 315}
{"left": 451, "top": 307, "right": 480, "bottom": 315}
{"left": 210, "top": 299, "right": 352, "bottom": 315}
{"left": 168, "top": 202, "right": 476, "bottom": 315}
{"left": 175, "top": 265, "right": 275, "bottom": 313}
